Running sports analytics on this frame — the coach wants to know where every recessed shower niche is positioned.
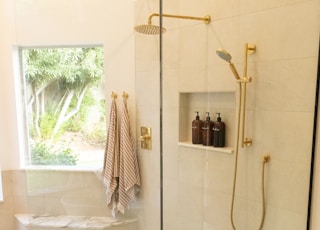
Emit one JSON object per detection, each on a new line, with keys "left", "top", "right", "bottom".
{"left": 178, "top": 91, "right": 236, "bottom": 154}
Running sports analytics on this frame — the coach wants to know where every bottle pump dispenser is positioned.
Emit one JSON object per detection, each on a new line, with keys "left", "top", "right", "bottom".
{"left": 202, "top": 112, "right": 214, "bottom": 146}
{"left": 213, "top": 113, "right": 225, "bottom": 147}
{"left": 192, "top": 111, "right": 204, "bottom": 144}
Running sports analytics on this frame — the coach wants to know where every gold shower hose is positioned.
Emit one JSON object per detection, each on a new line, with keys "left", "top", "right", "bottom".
{"left": 230, "top": 83, "right": 270, "bottom": 230}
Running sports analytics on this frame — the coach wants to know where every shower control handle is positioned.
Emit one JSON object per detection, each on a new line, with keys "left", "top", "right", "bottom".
{"left": 139, "top": 126, "right": 152, "bottom": 150}
{"left": 139, "top": 134, "right": 151, "bottom": 141}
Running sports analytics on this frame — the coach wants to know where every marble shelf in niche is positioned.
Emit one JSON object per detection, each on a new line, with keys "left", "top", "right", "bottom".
{"left": 179, "top": 91, "right": 236, "bottom": 154}
{"left": 178, "top": 141, "right": 233, "bottom": 154}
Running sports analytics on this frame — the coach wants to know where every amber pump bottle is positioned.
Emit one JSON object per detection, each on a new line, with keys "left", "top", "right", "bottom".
{"left": 213, "top": 113, "right": 225, "bottom": 147}
{"left": 202, "top": 112, "right": 214, "bottom": 146}
{"left": 192, "top": 111, "right": 204, "bottom": 144}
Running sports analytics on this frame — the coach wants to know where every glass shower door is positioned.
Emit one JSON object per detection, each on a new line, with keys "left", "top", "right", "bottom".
{"left": 160, "top": 0, "right": 319, "bottom": 230}
{"left": 134, "top": 0, "right": 162, "bottom": 229}
{"left": 12, "top": 1, "right": 162, "bottom": 230}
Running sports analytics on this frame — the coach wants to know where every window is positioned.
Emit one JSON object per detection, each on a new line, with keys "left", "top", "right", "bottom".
{"left": 19, "top": 46, "right": 105, "bottom": 168}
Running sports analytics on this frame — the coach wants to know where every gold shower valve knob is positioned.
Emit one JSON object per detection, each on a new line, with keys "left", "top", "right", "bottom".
{"left": 139, "top": 134, "right": 150, "bottom": 141}
{"left": 139, "top": 126, "right": 152, "bottom": 150}
{"left": 247, "top": 44, "right": 256, "bottom": 53}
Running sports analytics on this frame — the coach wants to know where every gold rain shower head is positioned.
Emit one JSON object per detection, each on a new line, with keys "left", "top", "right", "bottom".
{"left": 134, "top": 13, "right": 211, "bottom": 35}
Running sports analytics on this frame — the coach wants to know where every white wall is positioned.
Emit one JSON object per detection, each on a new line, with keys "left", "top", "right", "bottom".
{"left": 0, "top": 0, "right": 20, "bottom": 170}
{"left": 0, "top": 0, "right": 136, "bottom": 170}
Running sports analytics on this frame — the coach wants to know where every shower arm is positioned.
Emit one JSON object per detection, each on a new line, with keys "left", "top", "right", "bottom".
{"left": 237, "top": 43, "right": 256, "bottom": 148}
{"left": 147, "top": 13, "right": 211, "bottom": 25}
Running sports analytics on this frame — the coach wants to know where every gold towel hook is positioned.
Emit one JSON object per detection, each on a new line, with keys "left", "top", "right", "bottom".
{"left": 111, "top": 92, "right": 117, "bottom": 99}
{"left": 122, "top": 91, "right": 129, "bottom": 99}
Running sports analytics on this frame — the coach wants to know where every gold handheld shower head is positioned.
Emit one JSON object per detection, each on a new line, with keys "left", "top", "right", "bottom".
{"left": 216, "top": 49, "right": 232, "bottom": 62}
{"left": 134, "top": 13, "right": 211, "bottom": 35}
{"left": 216, "top": 49, "right": 240, "bottom": 80}
{"left": 216, "top": 44, "right": 256, "bottom": 148}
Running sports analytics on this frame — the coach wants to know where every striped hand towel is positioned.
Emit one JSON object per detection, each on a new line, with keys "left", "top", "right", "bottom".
{"left": 103, "top": 98, "right": 120, "bottom": 215}
{"left": 118, "top": 97, "right": 141, "bottom": 214}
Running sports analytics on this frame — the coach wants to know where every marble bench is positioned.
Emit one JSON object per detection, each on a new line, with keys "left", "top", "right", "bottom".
{"left": 15, "top": 214, "right": 138, "bottom": 230}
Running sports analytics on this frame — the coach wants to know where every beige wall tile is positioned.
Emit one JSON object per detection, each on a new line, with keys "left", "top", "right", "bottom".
{"left": 239, "top": 1, "right": 320, "bottom": 60}
{"left": 2, "top": 170, "right": 13, "bottom": 198}
{"left": 12, "top": 170, "right": 27, "bottom": 196}
{"left": 208, "top": 0, "right": 240, "bottom": 19}
{"left": 0, "top": 212, "right": 14, "bottom": 230}
{"left": 247, "top": 58, "right": 318, "bottom": 112}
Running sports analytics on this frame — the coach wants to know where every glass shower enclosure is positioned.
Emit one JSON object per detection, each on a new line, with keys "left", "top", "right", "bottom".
{"left": 12, "top": 0, "right": 320, "bottom": 230}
